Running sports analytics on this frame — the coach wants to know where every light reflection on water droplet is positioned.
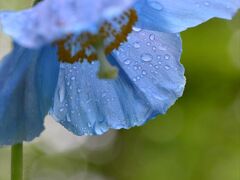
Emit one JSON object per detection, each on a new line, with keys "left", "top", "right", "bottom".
{"left": 133, "top": 26, "right": 142, "bottom": 32}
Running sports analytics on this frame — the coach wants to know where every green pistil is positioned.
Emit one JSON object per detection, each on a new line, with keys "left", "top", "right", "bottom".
{"left": 95, "top": 44, "right": 118, "bottom": 79}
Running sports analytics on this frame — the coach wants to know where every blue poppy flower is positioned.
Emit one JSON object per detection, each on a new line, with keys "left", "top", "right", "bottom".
{"left": 0, "top": 0, "right": 239, "bottom": 145}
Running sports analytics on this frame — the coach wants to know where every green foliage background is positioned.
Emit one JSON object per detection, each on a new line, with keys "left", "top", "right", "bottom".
{"left": 0, "top": 1, "right": 239, "bottom": 179}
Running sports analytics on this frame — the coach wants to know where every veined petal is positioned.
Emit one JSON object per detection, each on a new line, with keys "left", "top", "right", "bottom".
{"left": 0, "top": 43, "right": 59, "bottom": 145}
{"left": 0, "top": 0, "right": 136, "bottom": 48}
{"left": 50, "top": 29, "right": 185, "bottom": 136}
{"left": 134, "top": 0, "right": 240, "bottom": 33}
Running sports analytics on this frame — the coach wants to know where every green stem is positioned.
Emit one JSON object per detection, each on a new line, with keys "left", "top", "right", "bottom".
{"left": 11, "top": 143, "right": 23, "bottom": 180}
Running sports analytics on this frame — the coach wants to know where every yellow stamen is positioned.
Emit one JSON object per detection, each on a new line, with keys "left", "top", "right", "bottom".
{"left": 57, "top": 9, "right": 138, "bottom": 64}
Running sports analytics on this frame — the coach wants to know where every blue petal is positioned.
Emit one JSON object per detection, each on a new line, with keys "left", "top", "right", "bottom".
{"left": 0, "top": 43, "right": 59, "bottom": 145}
{"left": 135, "top": 0, "right": 240, "bottom": 32}
{"left": 50, "top": 29, "right": 185, "bottom": 136}
{"left": 0, "top": 0, "right": 136, "bottom": 48}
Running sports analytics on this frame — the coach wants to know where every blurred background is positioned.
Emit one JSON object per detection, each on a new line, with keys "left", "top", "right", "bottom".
{"left": 0, "top": 1, "right": 240, "bottom": 180}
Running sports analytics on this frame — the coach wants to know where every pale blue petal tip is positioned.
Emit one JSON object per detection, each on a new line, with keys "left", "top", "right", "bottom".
{"left": 135, "top": 0, "right": 240, "bottom": 33}
{"left": 50, "top": 29, "right": 185, "bottom": 136}
{"left": 0, "top": 43, "right": 59, "bottom": 145}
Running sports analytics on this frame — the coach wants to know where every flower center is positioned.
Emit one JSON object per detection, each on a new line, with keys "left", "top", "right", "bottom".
{"left": 56, "top": 9, "right": 137, "bottom": 64}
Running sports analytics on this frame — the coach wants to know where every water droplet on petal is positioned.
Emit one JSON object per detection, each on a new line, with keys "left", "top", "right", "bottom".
{"left": 204, "top": 1, "right": 210, "bottom": 6}
{"left": 115, "top": 51, "right": 120, "bottom": 55}
{"left": 102, "top": 92, "right": 107, "bottom": 98}
{"left": 147, "top": 0, "right": 164, "bottom": 11}
{"left": 133, "top": 26, "right": 142, "bottom": 32}
{"left": 141, "top": 53, "right": 153, "bottom": 62}
{"left": 87, "top": 122, "right": 92, "bottom": 128}
{"left": 77, "top": 88, "right": 81, "bottom": 93}
{"left": 164, "top": 54, "right": 170, "bottom": 60}
{"left": 59, "top": 87, "right": 65, "bottom": 103}
{"left": 159, "top": 44, "right": 167, "bottom": 51}
{"left": 133, "top": 42, "right": 141, "bottom": 48}
{"left": 124, "top": 59, "right": 131, "bottom": 65}
{"left": 66, "top": 114, "right": 71, "bottom": 122}
{"left": 149, "top": 34, "right": 155, "bottom": 41}
{"left": 165, "top": 65, "right": 170, "bottom": 70}
{"left": 142, "top": 70, "right": 147, "bottom": 75}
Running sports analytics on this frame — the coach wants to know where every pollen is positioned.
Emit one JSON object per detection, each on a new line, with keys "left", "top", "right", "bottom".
{"left": 57, "top": 9, "right": 138, "bottom": 64}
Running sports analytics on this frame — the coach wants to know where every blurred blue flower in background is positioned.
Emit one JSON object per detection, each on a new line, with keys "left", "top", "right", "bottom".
{"left": 0, "top": 0, "right": 239, "bottom": 145}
